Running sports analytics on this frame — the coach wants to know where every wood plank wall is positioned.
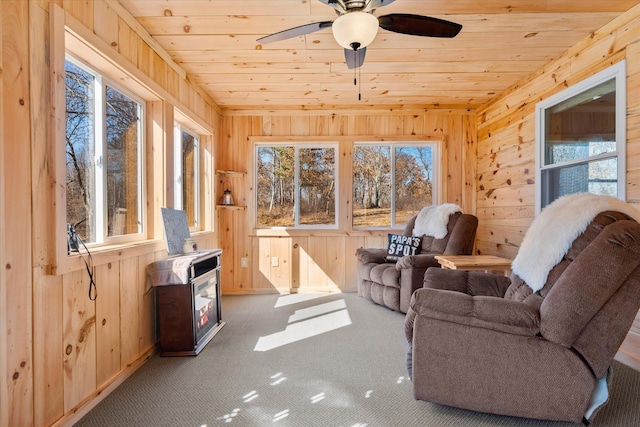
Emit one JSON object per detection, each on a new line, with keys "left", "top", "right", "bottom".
{"left": 1, "top": 1, "right": 219, "bottom": 426}
{"left": 2, "top": 2, "right": 32, "bottom": 426}
{"left": 0, "top": 2, "right": 6, "bottom": 425}
{"left": 475, "top": 4, "right": 640, "bottom": 368}
{"left": 216, "top": 111, "right": 476, "bottom": 295}
{"left": 3, "top": 1, "right": 640, "bottom": 426}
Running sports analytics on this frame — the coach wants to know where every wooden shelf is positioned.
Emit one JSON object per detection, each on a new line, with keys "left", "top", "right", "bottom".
{"left": 216, "top": 170, "right": 245, "bottom": 177}
{"left": 216, "top": 205, "right": 246, "bottom": 211}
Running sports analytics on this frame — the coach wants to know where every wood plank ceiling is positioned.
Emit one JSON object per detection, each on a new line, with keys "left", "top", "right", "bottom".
{"left": 116, "top": 0, "right": 640, "bottom": 111}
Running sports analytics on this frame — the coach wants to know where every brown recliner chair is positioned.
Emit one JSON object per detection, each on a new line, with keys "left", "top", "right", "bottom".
{"left": 356, "top": 209, "right": 478, "bottom": 313}
{"left": 405, "top": 194, "right": 640, "bottom": 423}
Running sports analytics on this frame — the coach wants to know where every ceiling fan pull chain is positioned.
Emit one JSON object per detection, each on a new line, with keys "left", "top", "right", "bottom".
{"left": 354, "top": 62, "right": 357, "bottom": 86}
{"left": 353, "top": 50, "right": 362, "bottom": 101}
{"left": 350, "top": 46, "right": 362, "bottom": 101}
{"left": 358, "top": 54, "right": 362, "bottom": 101}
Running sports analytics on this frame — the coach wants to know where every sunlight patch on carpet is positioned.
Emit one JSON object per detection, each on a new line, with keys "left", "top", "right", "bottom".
{"left": 254, "top": 299, "right": 352, "bottom": 352}
{"left": 311, "top": 392, "right": 326, "bottom": 403}
{"left": 273, "top": 409, "right": 289, "bottom": 422}
{"left": 216, "top": 407, "right": 240, "bottom": 423}
{"left": 274, "top": 293, "right": 331, "bottom": 308}
{"left": 288, "top": 299, "right": 347, "bottom": 323}
{"left": 269, "top": 372, "right": 287, "bottom": 386}
{"left": 243, "top": 391, "right": 258, "bottom": 403}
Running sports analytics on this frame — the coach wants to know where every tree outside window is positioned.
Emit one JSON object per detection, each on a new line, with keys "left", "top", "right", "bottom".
{"left": 175, "top": 126, "right": 199, "bottom": 229}
{"left": 353, "top": 144, "right": 435, "bottom": 227}
{"left": 256, "top": 145, "right": 336, "bottom": 228}
{"left": 65, "top": 58, "right": 143, "bottom": 244}
{"left": 65, "top": 61, "right": 96, "bottom": 242}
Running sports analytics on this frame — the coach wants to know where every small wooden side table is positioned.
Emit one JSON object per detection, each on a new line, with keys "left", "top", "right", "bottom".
{"left": 435, "top": 255, "right": 513, "bottom": 277}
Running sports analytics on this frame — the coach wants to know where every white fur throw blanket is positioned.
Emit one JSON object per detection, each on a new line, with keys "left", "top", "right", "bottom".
{"left": 512, "top": 193, "right": 640, "bottom": 292}
{"left": 413, "top": 204, "right": 462, "bottom": 239}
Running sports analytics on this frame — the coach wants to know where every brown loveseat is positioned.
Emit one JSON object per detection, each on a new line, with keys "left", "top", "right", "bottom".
{"left": 356, "top": 210, "right": 477, "bottom": 313}
{"left": 405, "top": 194, "right": 640, "bottom": 423}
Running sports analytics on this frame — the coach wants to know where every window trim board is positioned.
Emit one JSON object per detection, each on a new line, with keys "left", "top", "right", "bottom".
{"left": 250, "top": 136, "right": 443, "bottom": 232}
{"left": 534, "top": 60, "right": 627, "bottom": 214}
{"left": 254, "top": 141, "right": 340, "bottom": 230}
{"left": 50, "top": 4, "right": 215, "bottom": 275}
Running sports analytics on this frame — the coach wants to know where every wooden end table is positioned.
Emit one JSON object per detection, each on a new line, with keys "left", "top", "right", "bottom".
{"left": 435, "top": 255, "right": 513, "bottom": 277}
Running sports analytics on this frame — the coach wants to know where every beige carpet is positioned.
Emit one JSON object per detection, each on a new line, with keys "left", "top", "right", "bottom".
{"left": 75, "top": 292, "right": 640, "bottom": 426}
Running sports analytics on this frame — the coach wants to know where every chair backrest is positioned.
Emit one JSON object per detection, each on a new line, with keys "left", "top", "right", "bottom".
{"left": 506, "top": 211, "right": 640, "bottom": 377}
{"left": 506, "top": 211, "right": 635, "bottom": 301}
{"left": 402, "top": 212, "right": 477, "bottom": 256}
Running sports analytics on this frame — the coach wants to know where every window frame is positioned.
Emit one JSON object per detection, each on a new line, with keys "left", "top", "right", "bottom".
{"left": 535, "top": 60, "right": 626, "bottom": 213}
{"left": 352, "top": 140, "right": 440, "bottom": 230}
{"left": 64, "top": 54, "right": 147, "bottom": 247}
{"left": 254, "top": 141, "right": 339, "bottom": 230}
{"left": 173, "top": 123, "right": 200, "bottom": 232}
{"left": 51, "top": 6, "right": 215, "bottom": 275}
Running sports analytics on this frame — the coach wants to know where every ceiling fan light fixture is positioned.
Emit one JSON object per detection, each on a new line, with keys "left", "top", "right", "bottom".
{"left": 332, "top": 11, "right": 379, "bottom": 50}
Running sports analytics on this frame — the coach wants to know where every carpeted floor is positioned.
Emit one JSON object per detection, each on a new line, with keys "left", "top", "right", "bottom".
{"left": 75, "top": 292, "right": 640, "bottom": 427}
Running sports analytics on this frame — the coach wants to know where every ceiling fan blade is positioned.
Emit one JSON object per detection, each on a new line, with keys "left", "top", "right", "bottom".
{"left": 378, "top": 13, "right": 462, "bottom": 38}
{"left": 257, "top": 21, "right": 333, "bottom": 44}
{"left": 317, "top": 0, "right": 346, "bottom": 14}
{"left": 344, "top": 47, "right": 367, "bottom": 69}
{"left": 364, "top": 0, "right": 396, "bottom": 12}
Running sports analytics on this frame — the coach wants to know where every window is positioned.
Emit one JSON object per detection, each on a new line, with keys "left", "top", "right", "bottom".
{"left": 256, "top": 144, "right": 337, "bottom": 228}
{"left": 353, "top": 143, "right": 438, "bottom": 227}
{"left": 65, "top": 57, "right": 144, "bottom": 245}
{"left": 174, "top": 125, "right": 199, "bottom": 229}
{"left": 536, "top": 61, "right": 626, "bottom": 212}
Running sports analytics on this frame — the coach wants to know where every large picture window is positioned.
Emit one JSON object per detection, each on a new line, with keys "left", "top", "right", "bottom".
{"left": 536, "top": 61, "right": 626, "bottom": 212}
{"left": 174, "top": 125, "right": 199, "bottom": 229}
{"left": 65, "top": 57, "right": 144, "bottom": 244}
{"left": 256, "top": 144, "right": 337, "bottom": 228}
{"left": 353, "top": 143, "right": 438, "bottom": 227}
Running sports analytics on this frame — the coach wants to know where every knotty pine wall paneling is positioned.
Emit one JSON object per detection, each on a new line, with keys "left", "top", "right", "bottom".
{"left": 62, "top": 270, "right": 97, "bottom": 414}
{"left": 31, "top": 2, "right": 66, "bottom": 426}
{"left": 218, "top": 111, "right": 477, "bottom": 294}
{"left": 627, "top": 41, "right": 640, "bottom": 202}
{"left": 2, "top": 1, "right": 221, "bottom": 425}
{"left": 476, "top": 4, "right": 640, "bottom": 367}
{"left": 2, "top": 1, "right": 34, "bottom": 426}
{"left": 95, "top": 262, "right": 121, "bottom": 388}
{"left": 0, "top": 2, "right": 6, "bottom": 424}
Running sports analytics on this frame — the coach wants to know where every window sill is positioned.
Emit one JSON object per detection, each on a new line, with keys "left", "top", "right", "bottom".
{"left": 251, "top": 228, "right": 403, "bottom": 237}
{"left": 53, "top": 239, "right": 165, "bottom": 276}
{"left": 53, "top": 231, "right": 215, "bottom": 276}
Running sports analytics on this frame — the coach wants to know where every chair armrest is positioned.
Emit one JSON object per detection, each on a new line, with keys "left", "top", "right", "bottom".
{"left": 355, "top": 247, "right": 388, "bottom": 264}
{"left": 396, "top": 257, "right": 440, "bottom": 313}
{"left": 540, "top": 219, "right": 640, "bottom": 347}
{"left": 404, "top": 306, "right": 417, "bottom": 343}
{"left": 411, "top": 288, "right": 540, "bottom": 337}
{"left": 395, "top": 254, "right": 438, "bottom": 270}
{"left": 423, "top": 267, "right": 512, "bottom": 297}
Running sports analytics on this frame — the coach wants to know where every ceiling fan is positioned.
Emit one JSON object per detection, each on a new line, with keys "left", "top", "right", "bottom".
{"left": 257, "top": 0, "right": 462, "bottom": 69}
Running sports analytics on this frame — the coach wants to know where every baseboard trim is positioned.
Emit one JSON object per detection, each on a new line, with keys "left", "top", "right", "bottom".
{"left": 615, "top": 331, "right": 640, "bottom": 372}
{"left": 222, "top": 288, "right": 357, "bottom": 295}
{"left": 52, "top": 345, "right": 158, "bottom": 427}
{"left": 615, "top": 349, "right": 640, "bottom": 372}
{"left": 222, "top": 288, "right": 282, "bottom": 295}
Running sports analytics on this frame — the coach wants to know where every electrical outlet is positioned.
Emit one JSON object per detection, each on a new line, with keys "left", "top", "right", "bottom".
{"left": 271, "top": 256, "right": 279, "bottom": 267}
{"left": 241, "top": 257, "right": 248, "bottom": 268}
